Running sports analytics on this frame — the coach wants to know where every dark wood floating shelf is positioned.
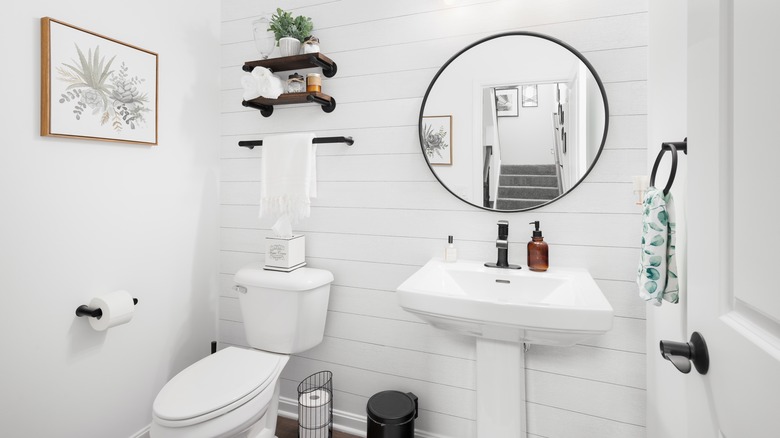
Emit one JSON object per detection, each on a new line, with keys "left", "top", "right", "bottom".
{"left": 241, "top": 53, "right": 339, "bottom": 117}
{"left": 242, "top": 92, "right": 336, "bottom": 117}
{"left": 243, "top": 52, "right": 337, "bottom": 78}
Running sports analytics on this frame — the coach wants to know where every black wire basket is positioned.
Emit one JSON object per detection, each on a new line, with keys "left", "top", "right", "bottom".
{"left": 297, "top": 371, "right": 333, "bottom": 438}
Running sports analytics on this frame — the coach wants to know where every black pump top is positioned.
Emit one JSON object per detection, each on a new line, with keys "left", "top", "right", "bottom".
{"left": 448, "top": 235, "right": 453, "bottom": 244}
{"left": 530, "top": 221, "right": 543, "bottom": 238}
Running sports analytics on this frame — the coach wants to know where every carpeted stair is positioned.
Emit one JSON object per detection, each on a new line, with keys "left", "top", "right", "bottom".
{"left": 495, "top": 164, "right": 560, "bottom": 210}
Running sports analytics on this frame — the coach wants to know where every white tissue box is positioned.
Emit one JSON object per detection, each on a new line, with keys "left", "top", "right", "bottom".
{"left": 264, "top": 235, "right": 306, "bottom": 272}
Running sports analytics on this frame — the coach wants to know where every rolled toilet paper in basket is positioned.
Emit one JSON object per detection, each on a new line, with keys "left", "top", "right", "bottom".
{"left": 298, "top": 389, "right": 331, "bottom": 436}
{"left": 88, "top": 290, "right": 135, "bottom": 331}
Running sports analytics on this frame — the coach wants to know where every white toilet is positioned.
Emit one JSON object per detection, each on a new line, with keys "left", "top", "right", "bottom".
{"left": 150, "top": 265, "right": 334, "bottom": 438}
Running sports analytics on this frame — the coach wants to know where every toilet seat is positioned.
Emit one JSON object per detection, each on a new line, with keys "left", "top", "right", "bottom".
{"left": 153, "top": 347, "right": 287, "bottom": 428}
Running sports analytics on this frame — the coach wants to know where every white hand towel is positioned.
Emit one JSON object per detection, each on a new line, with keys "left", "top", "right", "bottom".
{"left": 259, "top": 133, "right": 317, "bottom": 236}
{"left": 637, "top": 187, "right": 679, "bottom": 305}
{"left": 241, "top": 66, "right": 284, "bottom": 101}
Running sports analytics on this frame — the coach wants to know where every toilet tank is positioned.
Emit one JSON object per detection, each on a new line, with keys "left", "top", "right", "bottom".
{"left": 234, "top": 265, "right": 333, "bottom": 354}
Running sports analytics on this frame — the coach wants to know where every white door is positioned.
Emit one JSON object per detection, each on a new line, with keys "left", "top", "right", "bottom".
{"left": 686, "top": 1, "right": 780, "bottom": 436}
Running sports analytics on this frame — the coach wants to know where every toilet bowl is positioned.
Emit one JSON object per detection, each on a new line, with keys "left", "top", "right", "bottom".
{"left": 151, "top": 347, "right": 288, "bottom": 438}
{"left": 150, "top": 266, "right": 333, "bottom": 438}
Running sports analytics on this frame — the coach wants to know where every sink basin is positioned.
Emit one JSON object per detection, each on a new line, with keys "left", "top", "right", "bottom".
{"left": 396, "top": 258, "right": 613, "bottom": 346}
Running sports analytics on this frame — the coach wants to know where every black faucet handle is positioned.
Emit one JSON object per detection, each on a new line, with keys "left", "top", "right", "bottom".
{"left": 497, "top": 220, "right": 509, "bottom": 239}
{"left": 485, "top": 220, "right": 521, "bottom": 270}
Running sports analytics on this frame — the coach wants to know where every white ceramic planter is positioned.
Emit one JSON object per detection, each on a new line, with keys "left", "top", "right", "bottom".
{"left": 279, "top": 37, "right": 301, "bottom": 57}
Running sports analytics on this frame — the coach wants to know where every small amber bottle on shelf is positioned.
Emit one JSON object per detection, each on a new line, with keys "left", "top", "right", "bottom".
{"left": 527, "top": 221, "right": 549, "bottom": 272}
{"left": 306, "top": 73, "right": 322, "bottom": 92}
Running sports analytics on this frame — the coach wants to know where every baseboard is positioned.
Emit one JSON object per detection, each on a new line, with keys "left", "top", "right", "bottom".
{"left": 278, "top": 396, "right": 445, "bottom": 438}
{"left": 129, "top": 424, "right": 150, "bottom": 438}
{"left": 279, "top": 395, "right": 367, "bottom": 437}
{"left": 133, "top": 400, "right": 443, "bottom": 438}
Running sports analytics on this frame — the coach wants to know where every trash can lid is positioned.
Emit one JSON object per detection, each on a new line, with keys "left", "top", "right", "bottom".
{"left": 366, "top": 391, "right": 418, "bottom": 425}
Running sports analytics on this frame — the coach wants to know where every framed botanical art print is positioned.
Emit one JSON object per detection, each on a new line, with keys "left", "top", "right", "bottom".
{"left": 422, "top": 115, "right": 453, "bottom": 165}
{"left": 41, "top": 17, "right": 158, "bottom": 145}
{"left": 495, "top": 87, "right": 519, "bottom": 117}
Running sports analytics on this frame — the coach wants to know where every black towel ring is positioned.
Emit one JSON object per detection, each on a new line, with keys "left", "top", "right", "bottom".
{"left": 650, "top": 138, "right": 688, "bottom": 195}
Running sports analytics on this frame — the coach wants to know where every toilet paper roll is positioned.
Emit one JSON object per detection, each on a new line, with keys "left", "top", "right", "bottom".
{"left": 298, "top": 389, "right": 331, "bottom": 430}
{"left": 88, "top": 290, "right": 135, "bottom": 331}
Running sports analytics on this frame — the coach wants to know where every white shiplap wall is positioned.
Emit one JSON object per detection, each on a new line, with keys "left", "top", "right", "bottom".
{"left": 219, "top": 1, "right": 648, "bottom": 437}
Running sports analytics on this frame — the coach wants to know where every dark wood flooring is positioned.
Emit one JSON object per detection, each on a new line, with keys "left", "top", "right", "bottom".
{"left": 276, "top": 416, "right": 360, "bottom": 438}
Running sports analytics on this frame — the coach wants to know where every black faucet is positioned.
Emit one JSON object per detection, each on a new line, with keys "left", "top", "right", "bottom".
{"left": 485, "top": 220, "right": 521, "bottom": 269}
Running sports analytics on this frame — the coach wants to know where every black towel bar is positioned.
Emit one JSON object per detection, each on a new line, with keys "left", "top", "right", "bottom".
{"left": 238, "top": 136, "right": 354, "bottom": 149}
{"left": 650, "top": 138, "right": 687, "bottom": 196}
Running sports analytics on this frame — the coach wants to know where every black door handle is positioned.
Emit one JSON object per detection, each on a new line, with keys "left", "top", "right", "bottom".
{"left": 659, "top": 331, "right": 709, "bottom": 375}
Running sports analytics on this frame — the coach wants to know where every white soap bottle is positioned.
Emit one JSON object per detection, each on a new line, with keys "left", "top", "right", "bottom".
{"left": 445, "top": 235, "right": 458, "bottom": 262}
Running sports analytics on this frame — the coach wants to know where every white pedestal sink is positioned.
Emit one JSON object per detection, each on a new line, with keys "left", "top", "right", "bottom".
{"left": 396, "top": 258, "right": 614, "bottom": 437}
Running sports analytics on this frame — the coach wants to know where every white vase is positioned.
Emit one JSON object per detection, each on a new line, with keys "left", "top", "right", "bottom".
{"left": 279, "top": 37, "right": 301, "bottom": 57}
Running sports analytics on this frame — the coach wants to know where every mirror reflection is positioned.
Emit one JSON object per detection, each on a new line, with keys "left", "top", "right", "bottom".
{"left": 420, "top": 33, "right": 608, "bottom": 211}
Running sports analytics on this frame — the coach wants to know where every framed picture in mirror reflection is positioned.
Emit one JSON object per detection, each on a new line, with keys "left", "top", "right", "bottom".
{"left": 422, "top": 115, "right": 453, "bottom": 165}
{"left": 495, "top": 87, "right": 519, "bottom": 117}
{"left": 522, "top": 84, "right": 539, "bottom": 107}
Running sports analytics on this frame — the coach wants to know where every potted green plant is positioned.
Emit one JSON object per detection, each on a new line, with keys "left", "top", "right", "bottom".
{"left": 268, "top": 8, "right": 313, "bottom": 57}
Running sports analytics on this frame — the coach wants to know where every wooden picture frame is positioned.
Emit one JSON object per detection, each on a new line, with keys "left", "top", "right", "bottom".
{"left": 422, "top": 115, "right": 453, "bottom": 165}
{"left": 41, "top": 17, "right": 158, "bottom": 145}
{"left": 495, "top": 87, "right": 519, "bottom": 117}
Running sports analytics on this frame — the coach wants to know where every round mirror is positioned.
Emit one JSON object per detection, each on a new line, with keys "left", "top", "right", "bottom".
{"left": 419, "top": 32, "right": 609, "bottom": 211}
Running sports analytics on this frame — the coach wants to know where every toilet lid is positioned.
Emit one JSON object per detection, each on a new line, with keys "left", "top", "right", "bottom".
{"left": 153, "top": 347, "right": 285, "bottom": 423}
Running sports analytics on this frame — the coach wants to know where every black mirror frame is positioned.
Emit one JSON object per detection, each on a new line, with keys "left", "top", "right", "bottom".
{"left": 419, "top": 31, "right": 610, "bottom": 212}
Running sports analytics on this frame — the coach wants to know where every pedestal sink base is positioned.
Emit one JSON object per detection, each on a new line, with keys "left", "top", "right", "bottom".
{"left": 396, "top": 258, "right": 615, "bottom": 437}
{"left": 476, "top": 338, "right": 526, "bottom": 437}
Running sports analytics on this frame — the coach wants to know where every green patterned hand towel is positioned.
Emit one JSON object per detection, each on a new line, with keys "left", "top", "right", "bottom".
{"left": 637, "top": 187, "right": 679, "bottom": 305}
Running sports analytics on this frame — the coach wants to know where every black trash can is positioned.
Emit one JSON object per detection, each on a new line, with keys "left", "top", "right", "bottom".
{"left": 366, "top": 390, "right": 418, "bottom": 438}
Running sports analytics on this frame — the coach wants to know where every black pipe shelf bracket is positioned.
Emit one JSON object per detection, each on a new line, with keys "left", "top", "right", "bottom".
{"left": 75, "top": 298, "right": 139, "bottom": 319}
{"left": 650, "top": 138, "right": 688, "bottom": 195}
{"left": 238, "top": 136, "right": 354, "bottom": 149}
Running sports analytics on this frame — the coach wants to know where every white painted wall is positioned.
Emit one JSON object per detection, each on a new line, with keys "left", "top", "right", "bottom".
{"left": 499, "top": 83, "right": 557, "bottom": 165}
{"left": 0, "top": 2, "right": 220, "bottom": 437}
{"left": 647, "top": 1, "right": 689, "bottom": 437}
{"left": 220, "top": 1, "right": 648, "bottom": 436}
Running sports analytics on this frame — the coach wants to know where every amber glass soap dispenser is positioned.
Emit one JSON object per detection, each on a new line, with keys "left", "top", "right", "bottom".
{"left": 527, "top": 221, "right": 549, "bottom": 271}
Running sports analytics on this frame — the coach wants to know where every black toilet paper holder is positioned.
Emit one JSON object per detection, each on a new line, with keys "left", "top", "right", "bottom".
{"left": 75, "top": 298, "right": 139, "bottom": 319}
